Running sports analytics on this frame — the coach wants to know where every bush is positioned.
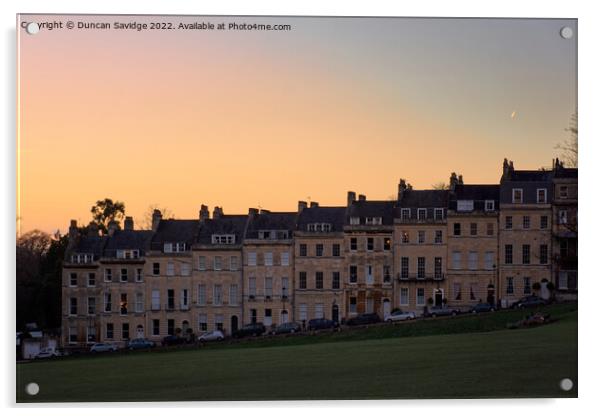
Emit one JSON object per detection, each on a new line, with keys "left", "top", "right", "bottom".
{"left": 532, "top": 282, "right": 542, "bottom": 291}
{"left": 546, "top": 282, "right": 556, "bottom": 291}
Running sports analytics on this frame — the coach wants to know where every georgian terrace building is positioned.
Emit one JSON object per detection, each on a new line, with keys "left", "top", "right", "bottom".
{"left": 343, "top": 193, "right": 395, "bottom": 318}
{"left": 62, "top": 159, "right": 576, "bottom": 347}
{"left": 498, "top": 159, "right": 554, "bottom": 307}
{"left": 446, "top": 181, "right": 500, "bottom": 308}
{"left": 62, "top": 217, "right": 153, "bottom": 347}
{"left": 393, "top": 179, "right": 449, "bottom": 313}
{"left": 242, "top": 209, "right": 296, "bottom": 327}
{"left": 294, "top": 203, "right": 346, "bottom": 324}
{"left": 551, "top": 160, "right": 578, "bottom": 298}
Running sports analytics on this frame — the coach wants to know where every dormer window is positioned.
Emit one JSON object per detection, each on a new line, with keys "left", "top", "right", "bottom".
{"left": 211, "top": 234, "right": 235, "bottom": 244}
{"left": 559, "top": 186, "right": 568, "bottom": 199}
{"left": 434, "top": 208, "right": 444, "bottom": 220}
{"left": 307, "top": 223, "right": 332, "bottom": 232}
{"left": 71, "top": 253, "right": 94, "bottom": 264}
{"left": 457, "top": 200, "right": 474, "bottom": 212}
{"left": 258, "top": 230, "right": 290, "bottom": 240}
{"left": 417, "top": 209, "right": 427, "bottom": 221}
{"left": 116, "top": 249, "right": 139, "bottom": 259}
{"left": 164, "top": 242, "right": 186, "bottom": 253}
{"left": 485, "top": 200, "right": 495, "bottom": 211}
{"left": 350, "top": 217, "right": 360, "bottom": 225}
{"left": 512, "top": 189, "right": 523, "bottom": 204}
{"left": 365, "top": 217, "right": 382, "bottom": 225}
{"left": 401, "top": 209, "right": 411, "bottom": 221}
{"left": 259, "top": 230, "right": 272, "bottom": 239}
{"left": 537, "top": 189, "right": 547, "bottom": 204}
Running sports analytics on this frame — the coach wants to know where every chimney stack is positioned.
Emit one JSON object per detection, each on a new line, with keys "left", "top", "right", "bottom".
{"left": 310, "top": 201, "right": 319, "bottom": 208}
{"left": 458, "top": 175, "right": 464, "bottom": 185}
{"left": 107, "top": 220, "right": 119, "bottom": 236}
{"left": 88, "top": 222, "right": 99, "bottom": 236}
{"left": 248, "top": 208, "right": 259, "bottom": 217}
{"left": 347, "top": 191, "right": 356, "bottom": 207}
{"left": 358, "top": 194, "right": 366, "bottom": 202}
{"left": 298, "top": 201, "right": 308, "bottom": 213}
{"left": 124, "top": 216, "right": 134, "bottom": 231}
{"left": 152, "top": 209, "right": 162, "bottom": 231}
{"left": 398, "top": 179, "right": 407, "bottom": 201}
{"left": 69, "top": 220, "right": 78, "bottom": 241}
{"left": 212, "top": 206, "right": 223, "bottom": 219}
{"left": 502, "top": 158, "right": 515, "bottom": 179}
{"left": 449, "top": 172, "right": 459, "bottom": 192}
{"left": 199, "top": 205, "right": 209, "bottom": 222}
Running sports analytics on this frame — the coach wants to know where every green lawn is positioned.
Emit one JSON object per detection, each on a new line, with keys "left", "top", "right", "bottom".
{"left": 17, "top": 304, "right": 577, "bottom": 402}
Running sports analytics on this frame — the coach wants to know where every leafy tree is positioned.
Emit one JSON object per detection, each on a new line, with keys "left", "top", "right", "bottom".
{"left": 16, "top": 231, "right": 68, "bottom": 330}
{"left": 90, "top": 198, "right": 125, "bottom": 234}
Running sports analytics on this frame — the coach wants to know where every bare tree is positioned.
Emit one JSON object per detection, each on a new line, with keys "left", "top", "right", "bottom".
{"left": 432, "top": 182, "right": 449, "bottom": 190}
{"left": 556, "top": 113, "right": 578, "bottom": 167}
{"left": 140, "top": 204, "right": 175, "bottom": 230}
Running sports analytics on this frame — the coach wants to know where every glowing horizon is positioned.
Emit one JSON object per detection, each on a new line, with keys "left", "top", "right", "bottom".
{"left": 17, "top": 15, "right": 576, "bottom": 234}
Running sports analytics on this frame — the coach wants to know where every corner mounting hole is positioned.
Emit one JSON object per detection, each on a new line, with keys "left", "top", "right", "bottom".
{"left": 560, "top": 26, "right": 573, "bottom": 39}
{"left": 25, "top": 382, "right": 39, "bottom": 396}
{"left": 559, "top": 378, "right": 573, "bottom": 391}
{"left": 26, "top": 22, "right": 40, "bottom": 35}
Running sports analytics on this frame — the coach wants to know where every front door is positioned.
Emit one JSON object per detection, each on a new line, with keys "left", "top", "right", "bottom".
{"left": 230, "top": 315, "right": 238, "bottom": 332}
{"left": 434, "top": 289, "right": 443, "bottom": 307}
{"left": 281, "top": 310, "right": 289, "bottom": 324}
{"left": 332, "top": 304, "right": 339, "bottom": 323}
{"left": 383, "top": 299, "right": 391, "bottom": 318}
{"left": 136, "top": 325, "right": 144, "bottom": 339}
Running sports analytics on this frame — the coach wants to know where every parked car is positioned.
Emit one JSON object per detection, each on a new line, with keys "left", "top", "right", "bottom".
{"left": 198, "top": 330, "right": 225, "bottom": 342}
{"left": 162, "top": 335, "right": 187, "bottom": 346}
{"left": 345, "top": 313, "right": 381, "bottom": 326}
{"left": 511, "top": 295, "right": 547, "bottom": 309}
{"left": 427, "top": 306, "right": 460, "bottom": 318}
{"left": 89, "top": 342, "right": 118, "bottom": 353}
{"left": 385, "top": 310, "right": 416, "bottom": 323}
{"left": 308, "top": 318, "right": 339, "bottom": 330}
{"left": 469, "top": 303, "right": 497, "bottom": 314}
{"left": 271, "top": 322, "right": 301, "bottom": 335}
{"left": 34, "top": 347, "right": 59, "bottom": 359}
{"left": 233, "top": 323, "right": 266, "bottom": 338}
{"left": 127, "top": 338, "right": 155, "bottom": 350}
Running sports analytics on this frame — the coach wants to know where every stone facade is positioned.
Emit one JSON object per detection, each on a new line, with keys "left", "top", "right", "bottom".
{"left": 294, "top": 203, "right": 346, "bottom": 325}
{"left": 61, "top": 158, "right": 577, "bottom": 347}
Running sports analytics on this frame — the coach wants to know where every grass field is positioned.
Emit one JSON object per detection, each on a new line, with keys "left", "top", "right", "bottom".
{"left": 16, "top": 303, "right": 577, "bottom": 402}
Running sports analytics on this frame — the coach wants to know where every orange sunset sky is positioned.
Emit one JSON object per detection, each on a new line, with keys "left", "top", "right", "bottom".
{"left": 17, "top": 15, "right": 576, "bottom": 234}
